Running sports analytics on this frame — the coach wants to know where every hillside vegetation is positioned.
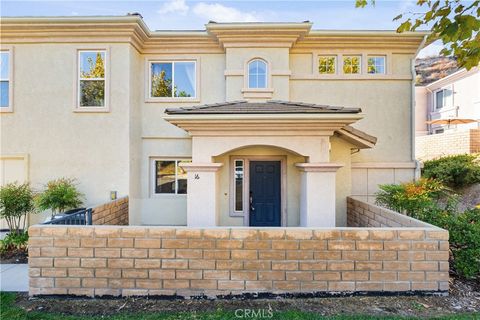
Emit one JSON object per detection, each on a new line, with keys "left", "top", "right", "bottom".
{"left": 415, "top": 56, "right": 459, "bottom": 86}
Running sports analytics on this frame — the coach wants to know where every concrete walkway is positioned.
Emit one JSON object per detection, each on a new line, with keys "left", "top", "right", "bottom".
{"left": 1, "top": 264, "right": 28, "bottom": 292}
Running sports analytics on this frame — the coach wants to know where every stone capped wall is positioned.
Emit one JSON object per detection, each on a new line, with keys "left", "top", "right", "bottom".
{"left": 29, "top": 213, "right": 449, "bottom": 297}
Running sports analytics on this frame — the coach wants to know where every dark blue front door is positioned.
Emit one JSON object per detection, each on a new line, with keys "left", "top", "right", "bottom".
{"left": 249, "top": 161, "right": 281, "bottom": 227}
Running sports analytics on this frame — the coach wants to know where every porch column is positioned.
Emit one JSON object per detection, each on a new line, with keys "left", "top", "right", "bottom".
{"left": 296, "top": 163, "right": 343, "bottom": 227}
{"left": 180, "top": 163, "right": 223, "bottom": 227}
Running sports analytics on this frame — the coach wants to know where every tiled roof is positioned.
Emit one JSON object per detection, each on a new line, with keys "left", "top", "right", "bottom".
{"left": 165, "top": 100, "right": 362, "bottom": 114}
{"left": 340, "top": 125, "right": 378, "bottom": 145}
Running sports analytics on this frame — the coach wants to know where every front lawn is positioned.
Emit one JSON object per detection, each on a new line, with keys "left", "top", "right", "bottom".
{"left": 2, "top": 292, "right": 479, "bottom": 320}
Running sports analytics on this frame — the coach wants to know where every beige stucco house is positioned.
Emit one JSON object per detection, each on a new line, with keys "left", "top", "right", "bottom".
{"left": 0, "top": 15, "right": 428, "bottom": 228}
{"left": 415, "top": 67, "right": 479, "bottom": 159}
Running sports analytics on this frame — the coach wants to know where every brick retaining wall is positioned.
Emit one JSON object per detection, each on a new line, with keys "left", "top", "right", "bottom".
{"left": 416, "top": 129, "right": 480, "bottom": 160}
{"left": 347, "top": 197, "right": 435, "bottom": 228}
{"left": 29, "top": 201, "right": 449, "bottom": 297}
{"left": 91, "top": 197, "right": 128, "bottom": 225}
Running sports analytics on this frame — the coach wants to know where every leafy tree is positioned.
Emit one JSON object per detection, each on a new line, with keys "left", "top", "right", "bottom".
{"left": 0, "top": 182, "right": 36, "bottom": 235}
{"left": 151, "top": 70, "right": 191, "bottom": 98}
{"left": 80, "top": 52, "right": 105, "bottom": 106}
{"left": 151, "top": 70, "right": 173, "bottom": 97}
{"left": 36, "top": 178, "right": 84, "bottom": 219}
{"left": 356, "top": 0, "right": 480, "bottom": 69}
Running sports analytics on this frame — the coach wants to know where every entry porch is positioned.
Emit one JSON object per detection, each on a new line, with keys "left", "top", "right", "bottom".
{"left": 164, "top": 101, "right": 376, "bottom": 228}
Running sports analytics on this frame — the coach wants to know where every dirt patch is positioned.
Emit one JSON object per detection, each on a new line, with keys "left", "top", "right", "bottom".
{"left": 15, "top": 276, "right": 479, "bottom": 318}
{"left": 0, "top": 249, "right": 28, "bottom": 264}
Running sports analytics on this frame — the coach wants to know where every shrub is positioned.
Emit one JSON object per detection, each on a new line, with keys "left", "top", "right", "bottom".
{"left": 375, "top": 178, "right": 448, "bottom": 218}
{"left": 422, "top": 154, "right": 480, "bottom": 188}
{"left": 36, "top": 178, "right": 84, "bottom": 218}
{"left": 0, "top": 182, "right": 36, "bottom": 235}
{"left": 420, "top": 207, "right": 480, "bottom": 279}
{"left": 376, "top": 180, "right": 480, "bottom": 279}
{"left": 0, "top": 231, "right": 29, "bottom": 255}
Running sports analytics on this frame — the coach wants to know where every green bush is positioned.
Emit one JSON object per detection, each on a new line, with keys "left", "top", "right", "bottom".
{"left": 420, "top": 207, "right": 480, "bottom": 279}
{"left": 0, "top": 231, "right": 28, "bottom": 255}
{"left": 375, "top": 178, "right": 448, "bottom": 218}
{"left": 422, "top": 154, "right": 480, "bottom": 188}
{"left": 36, "top": 178, "right": 84, "bottom": 219}
{"left": 0, "top": 182, "right": 36, "bottom": 235}
{"left": 376, "top": 179, "right": 480, "bottom": 279}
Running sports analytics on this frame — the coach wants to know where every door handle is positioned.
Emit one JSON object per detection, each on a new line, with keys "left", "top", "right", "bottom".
{"left": 250, "top": 193, "right": 255, "bottom": 212}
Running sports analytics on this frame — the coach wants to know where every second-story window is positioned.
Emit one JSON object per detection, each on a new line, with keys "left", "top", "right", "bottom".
{"left": 150, "top": 61, "right": 196, "bottom": 98}
{"left": 0, "top": 51, "right": 11, "bottom": 109}
{"left": 318, "top": 56, "right": 336, "bottom": 74}
{"left": 78, "top": 50, "right": 106, "bottom": 108}
{"left": 248, "top": 59, "right": 267, "bottom": 89}
{"left": 435, "top": 87, "right": 453, "bottom": 110}
{"left": 343, "top": 56, "right": 361, "bottom": 74}
{"left": 367, "top": 56, "right": 386, "bottom": 74}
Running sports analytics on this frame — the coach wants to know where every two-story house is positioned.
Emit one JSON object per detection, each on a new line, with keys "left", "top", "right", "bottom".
{"left": 0, "top": 15, "right": 428, "bottom": 228}
{"left": 415, "top": 67, "right": 479, "bottom": 160}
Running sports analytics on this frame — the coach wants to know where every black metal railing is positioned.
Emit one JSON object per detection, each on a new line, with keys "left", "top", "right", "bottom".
{"left": 43, "top": 208, "right": 92, "bottom": 225}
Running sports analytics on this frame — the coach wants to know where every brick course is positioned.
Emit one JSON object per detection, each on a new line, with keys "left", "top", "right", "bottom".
{"left": 91, "top": 197, "right": 128, "bottom": 226}
{"left": 29, "top": 198, "right": 449, "bottom": 297}
{"left": 416, "top": 129, "right": 479, "bottom": 161}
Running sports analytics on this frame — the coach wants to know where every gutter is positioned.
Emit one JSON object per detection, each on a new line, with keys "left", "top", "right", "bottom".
{"left": 412, "top": 34, "right": 428, "bottom": 180}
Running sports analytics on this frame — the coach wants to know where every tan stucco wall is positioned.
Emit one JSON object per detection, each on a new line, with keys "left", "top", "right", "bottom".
{"left": 415, "top": 86, "right": 428, "bottom": 136}
{"left": 1, "top": 29, "right": 420, "bottom": 227}
{"left": 0, "top": 44, "right": 131, "bottom": 224}
{"left": 214, "top": 145, "right": 306, "bottom": 227}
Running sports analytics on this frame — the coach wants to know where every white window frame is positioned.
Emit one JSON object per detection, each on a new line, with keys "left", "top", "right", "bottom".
{"left": 0, "top": 48, "right": 13, "bottom": 113}
{"left": 231, "top": 159, "right": 246, "bottom": 216}
{"left": 75, "top": 49, "right": 109, "bottom": 112}
{"left": 247, "top": 59, "right": 268, "bottom": 89}
{"left": 342, "top": 55, "right": 362, "bottom": 74}
{"left": 434, "top": 86, "right": 453, "bottom": 111}
{"left": 151, "top": 158, "right": 191, "bottom": 197}
{"left": 367, "top": 55, "right": 386, "bottom": 74}
{"left": 147, "top": 60, "right": 198, "bottom": 102}
{"left": 318, "top": 55, "right": 337, "bottom": 75}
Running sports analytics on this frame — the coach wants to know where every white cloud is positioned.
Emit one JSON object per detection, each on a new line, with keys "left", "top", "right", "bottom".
{"left": 417, "top": 41, "right": 444, "bottom": 58}
{"left": 157, "top": 0, "right": 189, "bottom": 16}
{"left": 192, "top": 2, "right": 260, "bottom": 22}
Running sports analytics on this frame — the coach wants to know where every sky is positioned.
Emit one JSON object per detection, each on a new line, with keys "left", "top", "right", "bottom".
{"left": 1, "top": 0, "right": 444, "bottom": 57}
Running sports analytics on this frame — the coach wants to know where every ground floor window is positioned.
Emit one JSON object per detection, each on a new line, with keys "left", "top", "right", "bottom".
{"left": 153, "top": 159, "right": 190, "bottom": 194}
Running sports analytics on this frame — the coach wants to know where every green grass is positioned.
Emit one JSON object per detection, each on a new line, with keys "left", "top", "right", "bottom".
{"left": 1, "top": 292, "right": 479, "bottom": 320}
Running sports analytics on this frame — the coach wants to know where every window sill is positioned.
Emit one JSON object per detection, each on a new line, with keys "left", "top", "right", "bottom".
{"left": 241, "top": 88, "right": 274, "bottom": 99}
{"left": 74, "top": 107, "right": 110, "bottom": 113}
{"left": 145, "top": 98, "right": 200, "bottom": 103}
{"left": 0, "top": 108, "right": 14, "bottom": 113}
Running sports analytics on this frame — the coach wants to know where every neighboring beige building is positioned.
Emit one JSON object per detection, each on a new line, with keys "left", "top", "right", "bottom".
{"left": 0, "top": 15, "right": 428, "bottom": 228}
{"left": 415, "top": 67, "right": 480, "bottom": 160}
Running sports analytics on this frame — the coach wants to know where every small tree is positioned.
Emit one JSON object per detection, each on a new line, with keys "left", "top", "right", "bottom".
{"left": 0, "top": 182, "right": 36, "bottom": 235}
{"left": 36, "top": 178, "right": 84, "bottom": 219}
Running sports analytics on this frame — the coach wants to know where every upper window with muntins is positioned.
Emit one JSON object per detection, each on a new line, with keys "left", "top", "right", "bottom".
{"left": 318, "top": 56, "right": 336, "bottom": 74}
{"left": 1, "top": 51, "right": 12, "bottom": 111}
{"left": 78, "top": 50, "right": 106, "bottom": 108}
{"left": 248, "top": 59, "right": 267, "bottom": 89}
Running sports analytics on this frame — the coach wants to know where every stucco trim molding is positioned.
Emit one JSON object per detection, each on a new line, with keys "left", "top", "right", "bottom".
{"left": 351, "top": 162, "right": 417, "bottom": 169}
{"left": 295, "top": 162, "right": 343, "bottom": 172}
{"left": 180, "top": 162, "right": 223, "bottom": 172}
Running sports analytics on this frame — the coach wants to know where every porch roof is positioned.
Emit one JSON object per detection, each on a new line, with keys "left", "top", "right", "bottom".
{"left": 165, "top": 100, "right": 362, "bottom": 115}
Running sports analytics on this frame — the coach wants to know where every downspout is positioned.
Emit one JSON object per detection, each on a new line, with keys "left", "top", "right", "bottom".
{"left": 412, "top": 35, "right": 428, "bottom": 180}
